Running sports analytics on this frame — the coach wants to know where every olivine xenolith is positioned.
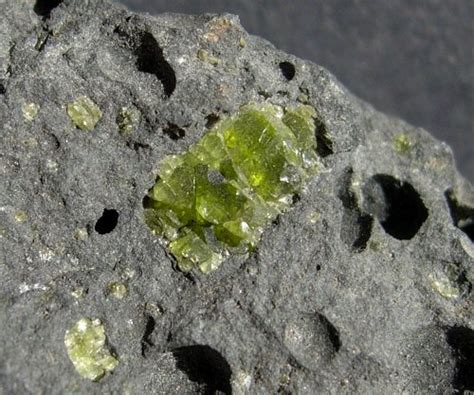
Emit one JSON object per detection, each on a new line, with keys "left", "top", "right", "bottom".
{"left": 144, "top": 103, "right": 318, "bottom": 273}
{"left": 64, "top": 318, "right": 118, "bottom": 381}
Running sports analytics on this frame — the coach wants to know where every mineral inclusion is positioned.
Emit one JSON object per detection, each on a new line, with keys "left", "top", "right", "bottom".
{"left": 144, "top": 103, "right": 319, "bottom": 273}
{"left": 67, "top": 96, "right": 102, "bottom": 132}
{"left": 64, "top": 318, "right": 118, "bottom": 381}
{"left": 22, "top": 102, "right": 39, "bottom": 121}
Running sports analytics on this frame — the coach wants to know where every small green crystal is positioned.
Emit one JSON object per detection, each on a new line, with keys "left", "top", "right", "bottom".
{"left": 64, "top": 318, "right": 118, "bottom": 381}
{"left": 14, "top": 210, "right": 28, "bottom": 223}
{"left": 197, "top": 49, "right": 220, "bottom": 66}
{"left": 428, "top": 272, "right": 460, "bottom": 300}
{"left": 74, "top": 228, "right": 88, "bottom": 241}
{"left": 394, "top": 133, "right": 412, "bottom": 154}
{"left": 67, "top": 96, "right": 102, "bottom": 131}
{"left": 71, "top": 287, "right": 86, "bottom": 299}
{"left": 144, "top": 103, "right": 319, "bottom": 273}
{"left": 308, "top": 211, "right": 320, "bottom": 224}
{"left": 117, "top": 107, "right": 139, "bottom": 134}
{"left": 22, "top": 103, "right": 40, "bottom": 121}
{"left": 106, "top": 282, "right": 128, "bottom": 299}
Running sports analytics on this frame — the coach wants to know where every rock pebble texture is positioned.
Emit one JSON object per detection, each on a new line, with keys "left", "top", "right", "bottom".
{"left": 0, "top": 1, "right": 473, "bottom": 394}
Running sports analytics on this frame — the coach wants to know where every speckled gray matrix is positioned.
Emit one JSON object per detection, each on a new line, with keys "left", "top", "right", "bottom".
{"left": 0, "top": 1, "right": 473, "bottom": 394}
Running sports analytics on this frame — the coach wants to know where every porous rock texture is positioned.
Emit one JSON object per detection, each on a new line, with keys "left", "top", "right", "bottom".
{"left": 0, "top": 1, "right": 473, "bottom": 394}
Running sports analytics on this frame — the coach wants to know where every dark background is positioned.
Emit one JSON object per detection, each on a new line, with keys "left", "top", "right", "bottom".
{"left": 117, "top": 0, "right": 473, "bottom": 182}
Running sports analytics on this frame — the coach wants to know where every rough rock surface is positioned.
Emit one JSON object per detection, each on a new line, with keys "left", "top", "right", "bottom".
{"left": 0, "top": 1, "right": 473, "bottom": 394}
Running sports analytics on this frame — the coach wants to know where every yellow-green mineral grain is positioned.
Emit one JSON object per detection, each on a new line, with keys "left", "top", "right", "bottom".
{"left": 144, "top": 103, "right": 319, "bottom": 273}
{"left": 14, "top": 210, "right": 28, "bottom": 223}
{"left": 67, "top": 96, "right": 102, "bottom": 131}
{"left": 74, "top": 227, "right": 88, "bottom": 241}
{"left": 106, "top": 282, "right": 128, "bottom": 299}
{"left": 71, "top": 287, "right": 86, "bottom": 299}
{"left": 197, "top": 49, "right": 220, "bottom": 66}
{"left": 117, "top": 107, "right": 139, "bottom": 134}
{"left": 308, "top": 211, "right": 320, "bottom": 224}
{"left": 394, "top": 133, "right": 412, "bottom": 154}
{"left": 429, "top": 273, "right": 460, "bottom": 300}
{"left": 64, "top": 318, "right": 118, "bottom": 381}
{"left": 22, "top": 103, "right": 39, "bottom": 121}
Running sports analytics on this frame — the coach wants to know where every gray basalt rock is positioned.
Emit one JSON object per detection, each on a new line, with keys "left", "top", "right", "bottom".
{"left": 0, "top": 0, "right": 473, "bottom": 393}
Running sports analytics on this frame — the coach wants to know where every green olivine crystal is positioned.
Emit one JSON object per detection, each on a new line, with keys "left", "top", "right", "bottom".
{"left": 144, "top": 103, "right": 319, "bottom": 273}
{"left": 106, "top": 282, "right": 128, "bottom": 299}
{"left": 64, "top": 318, "right": 118, "bottom": 381}
{"left": 393, "top": 133, "right": 412, "bottom": 154}
{"left": 67, "top": 96, "right": 102, "bottom": 131}
{"left": 117, "top": 106, "right": 139, "bottom": 134}
{"left": 22, "top": 102, "right": 40, "bottom": 121}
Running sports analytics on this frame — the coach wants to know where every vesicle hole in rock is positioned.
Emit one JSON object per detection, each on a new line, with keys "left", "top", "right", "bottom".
{"left": 279, "top": 61, "right": 296, "bottom": 81}
{"left": 95, "top": 209, "right": 119, "bottom": 234}
{"left": 363, "top": 174, "right": 428, "bottom": 240}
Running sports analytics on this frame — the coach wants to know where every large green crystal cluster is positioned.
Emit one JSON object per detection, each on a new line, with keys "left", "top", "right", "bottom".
{"left": 144, "top": 103, "right": 318, "bottom": 273}
{"left": 64, "top": 318, "right": 118, "bottom": 381}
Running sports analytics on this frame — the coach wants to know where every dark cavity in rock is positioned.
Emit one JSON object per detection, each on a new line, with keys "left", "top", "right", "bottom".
{"left": 135, "top": 31, "right": 176, "bottom": 97}
{"left": 315, "top": 118, "right": 333, "bottom": 157}
{"left": 279, "top": 61, "right": 296, "bottom": 81}
{"left": 320, "top": 314, "right": 342, "bottom": 352}
{"left": 445, "top": 189, "right": 474, "bottom": 241}
{"left": 172, "top": 345, "right": 232, "bottom": 395}
{"left": 446, "top": 326, "right": 474, "bottom": 392}
{"left": 141, "top": 315, "right": 156, "bottom": 357}
{"left": 338, "top": 168, "right": 373, "bottom": 252}
{"left": 163, "top": 123, "right": 185, "bottom": 140}
{"left": 94, "top": 209, "right": 119, "bottom": 234}
{"left": 363, "top": 174, "right": 428, "bottom": 240}
{"left": 34, "top": 0, "right": 63, "bottom": 18}
{"left": 127, "top": 140, "right": 151, "bottom": 153}
{"left": 205, "top": 113, "right": 220, "bottom": 129}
